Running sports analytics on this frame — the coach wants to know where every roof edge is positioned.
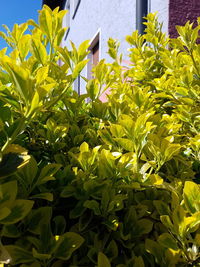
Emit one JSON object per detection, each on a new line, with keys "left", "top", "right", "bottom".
{"left": 42, "top": 0, "right": 67, "bottom": 10}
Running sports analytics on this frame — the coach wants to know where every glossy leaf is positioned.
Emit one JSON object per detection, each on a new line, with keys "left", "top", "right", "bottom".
{"left": 183, "top": 181, "right": 200, "bottom": 214}
{"left": 4, "top": 246, "right": 33, "bottom": 265}
{"left": 53, "top": 232, "right": 84, "bottom": 260}
{"left": 158, "top": 233, "right": 178, "bottom": 250}
{"left": 98, "top": 252, "right": 111, "bottom": 267}
{"left": 0, "top": 200, "right": 34, "bottom": 224}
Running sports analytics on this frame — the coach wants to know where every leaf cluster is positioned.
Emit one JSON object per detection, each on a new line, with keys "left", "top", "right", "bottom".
{"left": 0, "top": 7, "right": 200, "bottom": 267}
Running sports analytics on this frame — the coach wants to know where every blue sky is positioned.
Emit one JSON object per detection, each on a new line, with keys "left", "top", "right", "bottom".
{"left": 0, "top": 0, "right": 42, "bottom": 50}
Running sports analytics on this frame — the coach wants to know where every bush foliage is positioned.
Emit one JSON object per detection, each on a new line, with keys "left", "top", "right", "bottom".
{"left": 0, "top": 5, "right": 200, "bottom": 267}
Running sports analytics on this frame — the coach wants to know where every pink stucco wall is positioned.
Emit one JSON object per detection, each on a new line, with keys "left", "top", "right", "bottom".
{"left": 169, "top": 0, "right": 200, "bottom": 38}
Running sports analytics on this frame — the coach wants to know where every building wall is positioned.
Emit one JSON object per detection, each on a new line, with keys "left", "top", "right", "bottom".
{"left": 60, "top": 0, "right": 200, "bottom": 95}
{"left": 169, "top": 0, "right": 200, "bottom": 38}
{"left": 150, "top": 0, "right": 169, "bottom": 33}
{"left": 62, "top": 0, "right": 138, "bottom": 93}
{"left": 63, "top": 0, "right": 136, "bottom": 61}
{"left": 62, "top": 0, "right": 169, "bottom": 93}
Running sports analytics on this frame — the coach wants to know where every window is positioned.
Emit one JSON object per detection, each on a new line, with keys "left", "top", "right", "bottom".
{"left": 64, "top": 0, "right": 70, "bottom": 39}
{"left": 73, "top": 0, "right": 81, "bottom": 19}
{"left": 87, "top": 33, "right": 100, "bottom": 80}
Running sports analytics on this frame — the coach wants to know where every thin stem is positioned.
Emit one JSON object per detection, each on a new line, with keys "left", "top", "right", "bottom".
{"left": 190, "top": 50, "right": 200, "bottom": 77}
{"left": 1, "top": 117, "right": 26, "bottom": 153}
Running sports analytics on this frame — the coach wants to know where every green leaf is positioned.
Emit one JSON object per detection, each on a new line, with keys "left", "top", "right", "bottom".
{"left": 38, "top": 175, "right": 56, "bottom": 185}
{"left": 0, "top": 180, "right": 17, "bottom": 204}
{"left": 160, "top": 215, "right": 174, "bottom": 232}
{"left": 2, "top": 224, "right": 20, "bottom": 238}
{"left": 72, "top": 59, "right": 89, "bottom": 79}
{"left": 40, "top": 223, "right": 54, "bottom": 254}
{"left": 101, "top": 190, "right": 110, "bottom": 215}
{"left": 158, "top": 233, "right": 179, "bottom": 250}
{"left": 134, "top": 256, "right": 145, "bottom": 267}
{"left": 98, "top": 252, "right": 111, "bottom": 267}
{"left": 53, "top": 232, "right": 84, "bottom": 260}
{"left": 163, "top": 143, "right": 181, "bottom": 162}
{"left": 0, "top": 200, "right": 34, "bottom": 224}
{"left": 108, "top": 195, "right": 126, "bottom": 212}
{"left": 183, "top": 181, "right": 200, "bottom": 214}
{"left": 70, "top": 201, "right": 86, "bottom": 219}
{"left": 145, "top": 174, "right": 163, "bottom": 185}
{"left": 4, "top": 61, "right": 30, "bottom": 102}
{"left": 86, "top": 79, "right": 100, "bottom": 100}
{"left": 84, "top": 200, "right": 101, "bottom": 216}
{"left": 106, "top": 240, "right": 118, "bottom": 260}
{"left": 78, "top": 40, "right": 90, "bottom": 61}
{"left": 0, "top": 145, "right": 30, "bottom": 178}
{"left": 78, "top": 210, "right": 93, "bottom": 232}
{"left": 134, "top": 219, "right": 153, "bottom": 236}
{"left": 36, "top": 66, "right": 49, "bottom": 84}
{"left": 107, "top": 38, "right": 119, "bottom": 60}
{"left": 17, "top": 156, "right": 38, "bottom": 188}
{"left": 4, "top": 245, "right": 33, "bottom": 265}
{"left": 30, "top": 193, "right": 53, "bottom": 201}
{"left": 80, "top": 142, "right": 89, "bottom": 153}
{"left": 27, "top": 91, "right": 40, "bottom": 117}
{"left": 21, "top": 262, "right": 41, "bottom": 267}
{"left": 0, "top": 242, "right": 11, "bottom": 264}
{"left": 0, "top": 106, "right": 11, "bottom": 122}
{"left": 37, "top": 163, "right": 62, "bottom": 185}
{"left": 31, "top": 38, "right": 47, "bottom": 65}
{"left": 172, "top": 206, "right": 185, "bottom": 231}
{"left": 145, "top": 239, "right": 163, "bottom": 263}
{"left": 55, "top": 28, "right": 66, "bottom": 46}
{"left": 12, "top": 23, "right": 28, "bottom": 43}
{"left": 0, "top": 207, "right": 11, "bottom": 221}
{"left": 32, "top": 248, "right": 51, "bottom": 260}
{"left": 38, "top": 5, "right": 52, "bottom": 39}
{"left": 61, "top": 185, "right": 75, "bottom": 198}
{"left": 56, "top": 46, "right": 71, "bottom": 68}
{"left": 53, "top": 216, "right": 66, "bottom": 235}
{"left": 110, "top": 124, "right": 124, "bottom": 138}
{"left": 27, "top": 207, "right": 52, "bottom": 234}
{"left": 185, "top": 212, "right": 200, "bottom": 234}
{"left": 153, "top": 200, "right": 170, "bottom": 216}
{"left": 115, "top": 138, "right": 134, "bottom": 151}
{"left": 18, "top": 34, "right": 31, "bottom": 60}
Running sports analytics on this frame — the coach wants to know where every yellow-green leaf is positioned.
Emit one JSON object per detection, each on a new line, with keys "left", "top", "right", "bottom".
{"left": 36, "top": 66, "right": 49, "bottom": 84}
{"left": 72, "top": 60, "right": 89, "bottom": 79}
{"left": 158, "top": 233, "right": 178, "bottom": 250}
{"left": 183, "top": 181, "right": 200, "bottom": 214}
{"left": 98, "top": 252, "right": 111, "bottom": 267}
{"left": 53, "top": 232, "right": 84, "bottom": 260}
{"left": 0, "top": 200, "right": 34, "bottom": 224}
{"left": 31, "top": 39, "right": 47, "bottom": 65}
{"left": 134, "top": 256, "right": 145, "bottom": 267}
{"left": 30, "top": 193, "right": 53, "bottom": 202}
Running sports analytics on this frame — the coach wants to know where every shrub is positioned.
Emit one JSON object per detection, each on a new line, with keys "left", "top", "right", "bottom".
{"left": 0, "top": 5, "right": 200, "bottom": 267}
